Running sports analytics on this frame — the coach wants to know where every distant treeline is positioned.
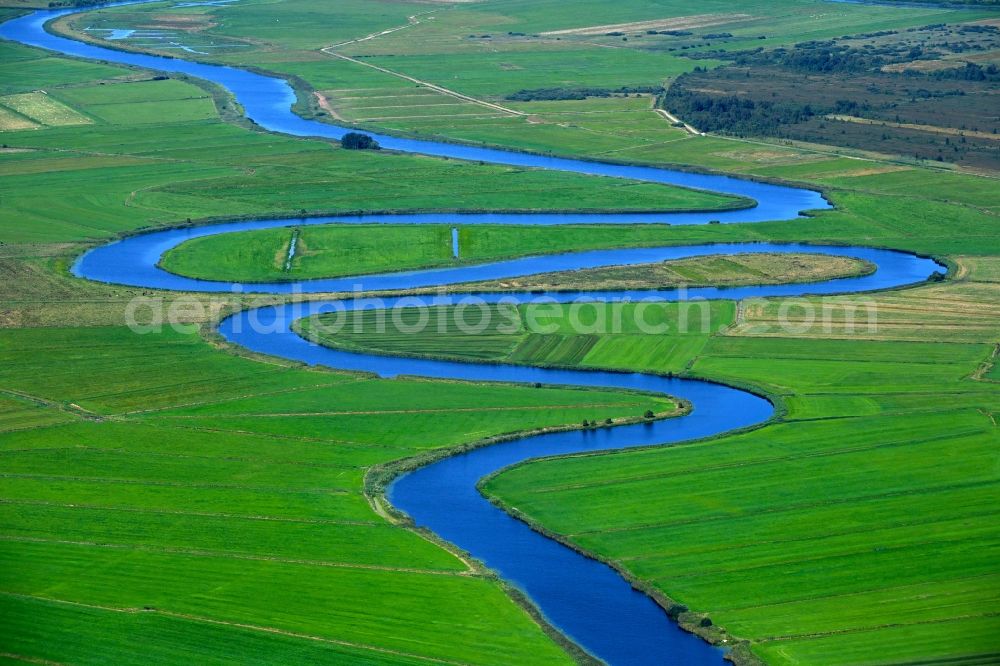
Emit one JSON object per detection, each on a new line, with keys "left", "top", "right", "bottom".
{"left": 506, "top": 86, "right": 664, "bottom": 101}
{"left": 660, "top": 23, "right": 1000, "bottom": 168}
{"left": 724, "top": 38, "right": 1000, "bottom": 79}
{"left": 662, "top": 92, "right": 820, "bottom": 135}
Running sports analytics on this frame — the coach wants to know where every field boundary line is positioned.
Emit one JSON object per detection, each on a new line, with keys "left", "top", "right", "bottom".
{"left": 0, "top": 592, "right": 474, "bottom": 665}
{"left": 0, "top": 652, "right": 62, "bottom": 666}
{"left": 317, "top": 51, "right": 527, "bottom": 118}
{"left": 613, "top": 507, "right": 1000, "bottom": 564}
{"left": 523, "top": 427, "right": 988, "bottom": 497}
{"left": 8, "top": 443, "right": 370, "bottom": 469}
{"left": 133, "top": 421, "right": 381, "bottom": 448}
{"left": 567, "top": 478, "right": 1000, "bottom": 537}
{"left": 970, "top": 343, "right": 999, "bottom": 383}
{"left": 156, "top": 401, "right": 652, "bottom": 417}
{"left": 0, "top": 535, "right": 471, "bottom": 577}
{"left": 977, "top": 408, "right": 997, "bottom": 426}
{"left": 0, "top": 388, "right": 100, "bottom": 421}
{"left": 654, "top": 108, "right": 701, "bottom": 136}
{"left": 324, "top": 10, "right": 439, "bottom": 50}
{"left": 0, "top": 473, "right": 353, "bottom": 495}
{"left": 755, "top": 611, "right": 1000, "bottom": 644}
{"left": 716, "top": 572, "right": 1000, "bottom": 614}
{"left": 112, "top": 377, "right": 359, "bottom": 416}
{"left": 826, "top": 114, "right": 1000, "bottom": 142}
{"left": 0, "top": 498, "right": 377, "bottom": 527}
{"left": 652, "top": 531, "right": 999, "bottom": 584}
{"left": 312, "top": 92, "right": 343, "bottom": 121}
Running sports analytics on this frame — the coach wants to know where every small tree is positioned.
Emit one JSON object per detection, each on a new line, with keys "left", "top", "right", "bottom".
{"left": 644, "top": 410, "right": 655, "bottom": 419}
{"left": 341, "top": 132, "right": 381, "bottom": 150}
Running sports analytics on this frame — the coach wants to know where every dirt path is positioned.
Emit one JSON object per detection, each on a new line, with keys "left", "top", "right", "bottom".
{"left": 312, "top": 91, "right": 343, "bottom": 121}
{"left": 319, "top": 8, "right": 523, "bottom": 118}
{"left": 1, "top": 591, "right": 473, "bottom": 665}
{"left": 324, "top": 11, "right": 437, "bottom": 50}
{"left": 654, "top": 108, "right": 702, "bottom": 135}
{"left": 318, "top": 50, "right": 526, "bottom": 118}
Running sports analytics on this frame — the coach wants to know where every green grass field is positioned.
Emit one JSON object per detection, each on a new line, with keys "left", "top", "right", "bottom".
{"left": 0, "top": 325, "right": 674, "bottom": 665}
{"left": 161, "top": 221, "right": 871, "bottom": 284}
{"left": 300, "top": 301, "right": 734, "bottom": 375}
{"left": 454, "top": 252, "right": 874, "bottom": 292}
{"left": 59, "top": 0, "right": 997, "bottom": 171}
{"left": 161, "top": 225, "right": 455, "bottom": 282}
{"left": 0, "top": 41, "right": 737, "bottom": 245}
{"left": 3, "top": 0, "right": 1000, "bottom": 664}
{"left": 329, "top": 274, "right": 1000, "bottom": 663}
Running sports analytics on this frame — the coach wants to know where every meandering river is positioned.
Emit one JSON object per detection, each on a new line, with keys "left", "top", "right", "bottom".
{"left": 1, "top": 5, "right": 943, "bottom": 664}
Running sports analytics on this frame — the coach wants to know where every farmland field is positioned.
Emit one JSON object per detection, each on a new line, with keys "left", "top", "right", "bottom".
{"left": 161, "top": 223, "right": 871, "bottom": 284}
{"left": 2, "top": 0, "right": 1000, "bottom": 665}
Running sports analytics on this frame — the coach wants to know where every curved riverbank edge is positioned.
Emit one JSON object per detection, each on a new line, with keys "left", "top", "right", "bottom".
{"left": 74, "top": 227, "right": 941, "bottom": 295}
{"left": 210, "top": 299, "right": 776, "bottom": 665}
{"left": 44, "top": 11, "right": 820, "bottom": 209}
{"left": 159, "top": 233, "right": 876, "bottom": 285}
{"left": 363, "top": 395, "right": 692, "bottom": 666}
{"left": 16, "top": 5, "right": 831, "bottom": 227}
{"left": 2, "top": 3, "right": 942, "bottom": 664}
{"left": 440, "top": 254, "right": 879, "bottom": 294}
{"left": 42, "top": 13, "right": 756, "bottom": 214}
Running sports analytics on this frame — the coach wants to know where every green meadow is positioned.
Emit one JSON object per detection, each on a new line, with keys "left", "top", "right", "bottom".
{"left": 0, "top": 326, "right": 672, "bottom": 666}
{"left": 160, "top": 222, "right": 868, "bottom": 285}
{"left": 331, "top": 259, "right": 1000, "bottom": 664}
{"left": 0, "top": 40, "right": 735, "bottom": 245}
{"left": 2, "top": 0, "right": 999, "bottom": 664}
{"left": 60, "top": 0, "right": 997, "bottom": 165}
{"left": 299, "top": 302, "right": 734, "bottom": 372}
{"left": 0, "top": 21, "right": 703, "bottom": 666}
{"left": 161, "top": 225, "right": 457, "bottom": 282}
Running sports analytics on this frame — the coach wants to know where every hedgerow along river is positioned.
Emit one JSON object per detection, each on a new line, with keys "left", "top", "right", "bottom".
{"left": 2, "top": 4, "right": 944, "bottom": 664}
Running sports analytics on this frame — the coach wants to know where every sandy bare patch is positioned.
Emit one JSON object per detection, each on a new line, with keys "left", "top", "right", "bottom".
{"left": 711, "top": 150, "right": 826, "bottom": 165}
{"left": 689, "top": 87, "right": 744, "bottom": 96}
{"left": 143, "top": 14, "right": 217, "bottom": 31}
{"left": 541, "top": 13, "right": 752, "bottom": 37}
{"left": 827, "top": 114, "right": 1000, "bottom": 141}
{"left": 0, "top": 92, "right": 91, "bottom": 129}
{"left": 882, "top": 59, "right": 964, "bottom": 74}
{"left": 967, "top": 18, "right": 1000, "bottom": 28}
{"left": 312, "top": 92, "right": 343, "bottom": 121}
{"left": 0, "top": 107, "right": 38, "bottom": 132}
{"left": 822, "top": 165, "right": 913, "bottom": 178}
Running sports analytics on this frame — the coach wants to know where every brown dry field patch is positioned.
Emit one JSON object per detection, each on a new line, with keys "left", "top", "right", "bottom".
{"left": 0, "top": 107, "right": 38, "bottom": 132}
{"left": 143, "top": 14, "right": 216, "bottom": 31}
{"left": 827, "top": 114, "right": 1000, "bottom": 142}
{"left": 731, "top": 261, "right": 1000, "bottom": 342}
{"left": 818, "top": 165, "right": 914, "bottom": 178}
{"left": 882, "top": 59, "right": 965, "bottom": 74}
{"left": 710, "top": 150, "right": 828, "bottom": 165}
{"left": 540, "top": 13, "right": 751, "bottom": 37}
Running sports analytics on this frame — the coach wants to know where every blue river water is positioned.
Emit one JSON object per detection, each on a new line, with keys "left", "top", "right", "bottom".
{"left": 0, "top": 5, "right": 830, "bottom": 226}
{"left": 1, "top": 4, "right": 943, "bottom": 664}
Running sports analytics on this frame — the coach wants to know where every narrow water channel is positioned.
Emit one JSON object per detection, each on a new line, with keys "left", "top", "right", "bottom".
{"left": 1, "top": 5, "right": 942, "bottom": 663}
